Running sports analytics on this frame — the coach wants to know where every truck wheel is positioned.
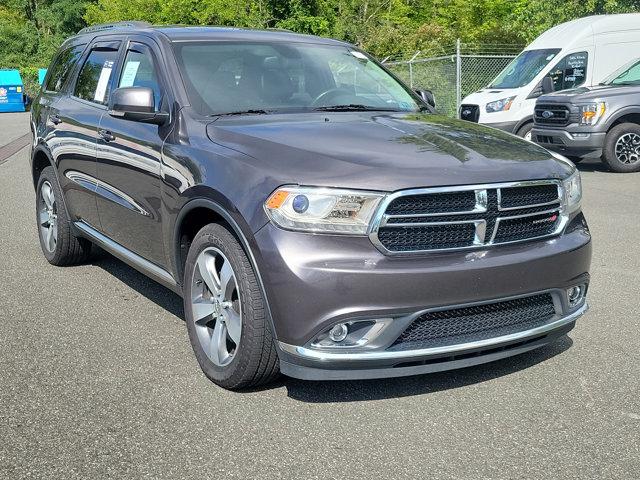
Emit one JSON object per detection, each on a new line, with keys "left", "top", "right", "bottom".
{"left": 603, "top": 123, "right": 640, "bottom": 173}
{"left": 516, "top": 123, "right": 533, "bottom": 141}
{"left": 183, "top": 223, "right": 279, "bottom": 390}
{"left": 36, "top": 166, "right": 92, "bottom": 265}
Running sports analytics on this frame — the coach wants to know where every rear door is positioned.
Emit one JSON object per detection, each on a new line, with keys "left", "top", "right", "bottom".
{"left": 54, "top": 40, "right": 122, "bottom": 228}
{"left": 95, "top": 36, "right": 171, "bottom": 266}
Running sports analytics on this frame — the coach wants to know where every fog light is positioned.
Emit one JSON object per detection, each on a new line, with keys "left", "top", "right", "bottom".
{"left": 567, "top": 285, "right": 585, "bottom": 307}
{"left": 329, "top": 323, "right": 348, "bottom": 342}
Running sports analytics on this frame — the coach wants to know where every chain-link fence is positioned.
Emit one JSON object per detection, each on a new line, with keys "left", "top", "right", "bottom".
{"left": 384, "top": 41, "right": 522, "bottom": 118}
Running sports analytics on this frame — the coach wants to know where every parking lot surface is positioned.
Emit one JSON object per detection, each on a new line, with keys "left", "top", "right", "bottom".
{"left": 1, "top": 113, "right": 638, "bottom": 479}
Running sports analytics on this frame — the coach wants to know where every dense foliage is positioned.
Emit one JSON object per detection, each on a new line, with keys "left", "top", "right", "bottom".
{"left": 1, "top": 0, "right": 640, "bottom": 91}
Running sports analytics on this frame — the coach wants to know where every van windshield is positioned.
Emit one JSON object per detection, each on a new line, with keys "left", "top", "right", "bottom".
{"left": 173, "top": 41, "right": 421, "bottom": 116}
{"left": 489, "top": 49, "right": 561, "bottom": 89}
{"left": 603, "top": 58, "right": 640, "bottom": 86}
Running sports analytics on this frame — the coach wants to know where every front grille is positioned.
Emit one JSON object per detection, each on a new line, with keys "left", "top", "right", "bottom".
{"left": 388, "top": 293, "right": 556, "bottom": 350}
{"left": 534, "top": 104, "right": 571, "bottom": 126}
{"left": 460, "top": 104, "right": 480, "bottom": 123}
{"left": 373, "top": 182, "right": 562, "bottom": 254}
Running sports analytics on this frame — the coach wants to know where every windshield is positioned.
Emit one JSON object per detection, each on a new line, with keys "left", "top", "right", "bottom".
{"left": 173, "top": 41, "right": 421, "bottom": 115}
{"left": 603, "top": 58, "right": 640, "bottom": 86}
{"left": 489, "top": 49, "right": 561, "bottom": 89}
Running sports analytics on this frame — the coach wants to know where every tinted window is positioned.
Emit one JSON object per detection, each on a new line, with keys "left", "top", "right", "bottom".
{"left": 548, "top": 52, "right": 588, "bottom": 91}
{"left": 74, "top": 47, "right": 120, "bottom": 104}
{"left": 173, "top": 42, "right": 419, "bottom": 116}
{"left": 118, "top": 45, "right": 162, "bottom": 110}
{"left": 44, "top": 44, "right": 85, "bottom": 92}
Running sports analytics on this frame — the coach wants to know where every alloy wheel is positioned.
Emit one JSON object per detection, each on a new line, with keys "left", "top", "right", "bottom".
{"left": 615, "top": 133, "right": 640, "bottom": 164}
{"left": 190, "top": 247, "right": 242, "bottom": 366}
{"left": 38, "top": 181, "right": 58, "bottom": 253}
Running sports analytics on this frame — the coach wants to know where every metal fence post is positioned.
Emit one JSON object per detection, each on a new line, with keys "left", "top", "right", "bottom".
{"left": 455, "top": 39, "right": 461, "bottom": 118}
{"left": 408, "top": 51, "right": 420, "bottom": 88}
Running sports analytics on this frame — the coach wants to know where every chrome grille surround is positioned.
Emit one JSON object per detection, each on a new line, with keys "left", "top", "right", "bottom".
{"left": 368, "top": 180, "right": 567, "bottom": 255}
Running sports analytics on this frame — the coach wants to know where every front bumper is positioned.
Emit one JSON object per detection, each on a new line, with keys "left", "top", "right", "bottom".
{"left": 532, "top": 127, "right": 605, "bottom": 158}
{"left": 483, "top": 120, "right": 519, "bottom": 134}
{"left": 253, "top": 214, "right": 591, "bottom": 380}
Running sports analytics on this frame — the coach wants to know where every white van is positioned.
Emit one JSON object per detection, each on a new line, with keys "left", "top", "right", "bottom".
{"left": 460, "top": 14, "right": 640, "bottom": 139}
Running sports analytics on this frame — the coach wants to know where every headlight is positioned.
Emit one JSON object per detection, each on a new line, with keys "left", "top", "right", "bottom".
{"left": 562, "top": 171, "right": 582, "bottom": 213}
{"left": 486, "top": 96, "right": 516, "bottom": 113}
{"left": 265, "top": 186, "right": 384, "bottom": 234}
{"left": 579, "top": 102, "right": 606, "bottom": 125}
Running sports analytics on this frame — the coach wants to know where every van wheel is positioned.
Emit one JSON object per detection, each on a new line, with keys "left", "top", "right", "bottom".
{"left": 603, "top": 123, "right": 640, "bottom": 173}
{"left": 36, "top": 166, "right": 92, "bottom": 265}
{"left": 183, "top": 223, "right": 279, "bottom": 390}
{"left": 516, "top": 123, "right": 533, "bottom": 141}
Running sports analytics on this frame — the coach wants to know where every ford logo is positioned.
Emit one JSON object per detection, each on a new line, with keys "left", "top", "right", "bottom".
{"left": 541, "top": 110, "right": 554, "bottom": 119}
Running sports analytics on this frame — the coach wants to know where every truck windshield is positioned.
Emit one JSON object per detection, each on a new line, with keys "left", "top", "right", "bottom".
{"left": 173, "top": 42, "right": 421, "bottom": 116}
{"left": 603, "top": 58, "right": 640, "bottom": 86}
{"left": 489, "top": 49, "right": 561, "bottom": 89}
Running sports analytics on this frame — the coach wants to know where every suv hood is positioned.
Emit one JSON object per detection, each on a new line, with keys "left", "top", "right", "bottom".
{"left": 206, "top": 112, "right": 572, "bottom": 192}
{"left": 538, "top": 84, "right": 640, "bottom": 103}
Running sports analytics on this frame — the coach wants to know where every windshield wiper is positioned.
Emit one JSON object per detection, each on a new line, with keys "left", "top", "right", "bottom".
{"left": 312, "top": 104, "right": 401, "bottom": 112}
{"left": 209, "top": 109, "right": 271, "bottom": 117}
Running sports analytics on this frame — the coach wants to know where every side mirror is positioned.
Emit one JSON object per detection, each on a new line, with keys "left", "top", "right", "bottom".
{"left": 541, "top": 76, "right": 555, "bottom": 95}
{"left": 415, "top": 89, "right": 436, "bottom": 108}
{"left": 108, "top": 87, "right": 168, "bottom": 125}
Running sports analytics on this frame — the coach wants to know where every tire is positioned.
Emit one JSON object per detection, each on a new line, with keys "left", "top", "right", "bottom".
{"left": 602, "top": 123, "right": 640, "bottom": 173}
{"left": 516, "top": 122, "right": 533, "bottom": 141}
{"left": 36, "top": 166, "right": 92, "bottom": 266}
{"left": 183, "top": 223, "right": 279, "bottom": 389}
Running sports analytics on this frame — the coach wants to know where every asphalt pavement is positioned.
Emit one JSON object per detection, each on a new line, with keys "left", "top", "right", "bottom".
{"left": 0, "top": 112, "right": 638, "bottom": 479}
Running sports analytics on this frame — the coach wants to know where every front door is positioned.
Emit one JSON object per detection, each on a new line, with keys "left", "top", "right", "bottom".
{"left": 95, "top": 38, "right": 170, "bottom": 266}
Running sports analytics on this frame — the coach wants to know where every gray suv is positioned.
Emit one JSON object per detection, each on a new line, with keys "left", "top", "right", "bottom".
{"left": 532, "top": 58, "right": 640, "bottom": 172}
{"left": 31, "top": 22, "right": 591, "bottom": 390}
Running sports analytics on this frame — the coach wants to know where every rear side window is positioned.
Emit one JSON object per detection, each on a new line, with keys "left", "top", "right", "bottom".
{"left": 74, "top": 47, "right": 120, "bottom": 105}
{"left": 44, "top": 44, "right": 85, "bottom": 92}
{"left": 548, "top": 52, "right": 588, "bottom": 91}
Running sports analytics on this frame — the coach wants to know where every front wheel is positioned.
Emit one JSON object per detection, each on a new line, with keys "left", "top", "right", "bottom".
{"left": 516, "top": 123, "right": 533, "bottom": 142}
{"left": 183, "top": 223, "right": 279, "bottom": 389}
{"left": 602, "top": 123, "right": 640, "bottom": 173}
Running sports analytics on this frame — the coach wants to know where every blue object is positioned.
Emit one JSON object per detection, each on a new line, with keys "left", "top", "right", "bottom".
{"left": 0, "top": 69, "right": 26, "bottom": 112}
{"left": 38, "top": 68, "right": 47, "bottom": 85}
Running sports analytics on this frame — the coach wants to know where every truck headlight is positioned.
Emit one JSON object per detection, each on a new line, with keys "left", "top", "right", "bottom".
{"left": 265, "top": 186, "right": 384, "bottom": 234}
{"left": 486, "top": 96, "right": 516, "bottom": 113}
{"left": 562, "top": 171, "right": 582, "bottom": 213}
{"left": 579, "top": 103, "right": 606, "bottom": 125}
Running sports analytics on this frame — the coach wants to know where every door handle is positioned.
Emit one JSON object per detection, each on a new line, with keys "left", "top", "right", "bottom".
{"left": 49, "top": 114, "right": 62, "bottom": 125}
{"left": 98, "top": 129, "right": 115, "bottom": 142}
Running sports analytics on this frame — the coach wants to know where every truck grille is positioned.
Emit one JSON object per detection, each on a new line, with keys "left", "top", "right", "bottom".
{"left": 534, "top": 104, "right": 571, "bottom": 126}
{"left": 460, "top": 104, "right": 480, "bottom": 123}
{"left": 371, "top": 181, "right": 563, "bottom": 254}
{"left": 388, "top": 293, "right": 557, "bottom": 350}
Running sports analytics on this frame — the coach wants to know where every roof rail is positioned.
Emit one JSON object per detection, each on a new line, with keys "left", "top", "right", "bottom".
{"left": 77, "top": 21, "right": 152, "bottom": 35}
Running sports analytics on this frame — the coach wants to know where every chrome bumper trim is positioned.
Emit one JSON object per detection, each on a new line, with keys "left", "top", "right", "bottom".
{"left": 279, "top": 302, "right": 588, "bottom": 363}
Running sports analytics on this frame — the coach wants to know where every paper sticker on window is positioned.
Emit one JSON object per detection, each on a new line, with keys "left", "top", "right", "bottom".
{"left": 94, "top": 60, "right": 114, "bottom": 103}
{"left": 119, "top": 61, "right": 140, "bottom": 88}
{"left": 350, "top": 51, "right": 368, "bottom": 60}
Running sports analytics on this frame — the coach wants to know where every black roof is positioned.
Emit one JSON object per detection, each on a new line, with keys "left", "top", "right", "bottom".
{"left": 73, "top": 22, "right": 350, "bottom": 46}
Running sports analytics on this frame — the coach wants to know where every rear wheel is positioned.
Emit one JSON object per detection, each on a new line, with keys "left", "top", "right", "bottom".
{"left": 602, "top": 123, "right": 640, "bottom": 173}
{"left": 183, "top": 223, "right": 279, "bottom": 389}
{"left": 36, "top": 166, "right": 92, "bottom": 265}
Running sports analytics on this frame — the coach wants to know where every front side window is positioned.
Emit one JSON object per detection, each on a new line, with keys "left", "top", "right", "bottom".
{"left": 118, "top": 44, "right": 163, "bottom": 110}
{"left": 490, "top": 49, "right": 561, "bottom": 89}
{"left": 548, "top": 52, "right": 588, "bottom": 91}
{"left": 44, "top": 44, "right": 86, "bottom": 92}
{"left": 74, "top": 47, "right": 120, "bottom": 104}
{"left": 604, "top": 58, "right": 640, "bottom": 86}
{"left": 173, "top": 42, "right": 420, "bottom": 115}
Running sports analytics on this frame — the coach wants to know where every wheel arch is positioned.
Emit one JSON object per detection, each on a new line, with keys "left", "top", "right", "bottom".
{"left": 605, "top": 108, "right": 640, "bottom": 132}
{"left": 172, "top": 197, "right": 280, "bottom": 341}
{"left": 514, "top": 116, "right": 534, "bottom": 136}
